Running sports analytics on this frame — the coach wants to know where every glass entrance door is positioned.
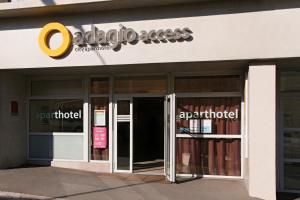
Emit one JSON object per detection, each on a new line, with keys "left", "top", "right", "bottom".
{"left": 114, "top": 98, "right": 133, "bottom": 172}
{"left": 280, "top": 97, "right": 300, "bottom": 191}
{"left": 113, "top": 95, "right": 175, "bottom": 178}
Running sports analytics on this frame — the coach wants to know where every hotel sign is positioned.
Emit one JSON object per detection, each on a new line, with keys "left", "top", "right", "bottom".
{"left": 38, "top": 22, "right": 193, "bottom": 58}
{"left": 179, "top": 109, "right": 239, "bottom": 120}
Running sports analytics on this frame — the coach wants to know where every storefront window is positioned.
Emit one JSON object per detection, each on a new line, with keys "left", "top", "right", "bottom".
{"left": 175, "top": 75, "right": 241, "bottom": 177}
{"left": 29, "top": 79, "right": 85, "bottom": 161}
{"left": 114, "top": 76, "right": 167, "bottom": 94}
{"left": 176, "top": 138, "right": 241, "bottom": 176}
{"left": 91, "top": 97, "right": 109, "bottom": 160}
{"left": 30, "top": 99, "right": 83, "bottom": 133}
{"left": 175, "top": 97, "right": 241, "bottom": 176}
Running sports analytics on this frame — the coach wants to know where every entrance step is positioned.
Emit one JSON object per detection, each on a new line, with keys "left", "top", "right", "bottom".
{"left": 98, "top": 173, "right": 166, "bottom": 183}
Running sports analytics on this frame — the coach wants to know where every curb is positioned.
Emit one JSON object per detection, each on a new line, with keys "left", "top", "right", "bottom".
{"left": 0, "top": 191, "right": 65, "bottom": 200}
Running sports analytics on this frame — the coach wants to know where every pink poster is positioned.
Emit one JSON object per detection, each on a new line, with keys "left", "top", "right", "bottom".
{"left": 93, "top": 127, "right": 107, "bottom": 149}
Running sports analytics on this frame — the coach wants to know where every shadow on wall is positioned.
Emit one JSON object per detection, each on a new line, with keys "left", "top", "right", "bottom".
{"left": 0, "top": 72, "right": 27, "bottom": 169}
{"left": 3, "top": 0, "right": 300, "bottom": 30}
{"left": 38, "top": 0, "right": 107, "bottom": 63}
{"left": 40, "top": 0, "right": 56, "bottom": 6}
{"left": 33, "top": 0, "right": 300, "bottom": 19}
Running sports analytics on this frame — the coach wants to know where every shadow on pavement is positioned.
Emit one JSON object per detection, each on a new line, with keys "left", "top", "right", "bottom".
{"left": 45, "top": 178, "right": 164, "bottom": 200}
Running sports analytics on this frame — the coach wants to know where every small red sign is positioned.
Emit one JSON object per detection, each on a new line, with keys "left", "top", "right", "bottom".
{"left": 93, "top": 127, "right": 107, "bottom": 149}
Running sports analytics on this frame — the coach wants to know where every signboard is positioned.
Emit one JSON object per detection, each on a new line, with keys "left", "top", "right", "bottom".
{"left": 39, "top": 22, "right": 193, "bottom": 57}
{"left": 94, "top": 110, "right": 106, "bottom": 126}
{"left": 93, "top": 127, "right": 107, "bottom": 149}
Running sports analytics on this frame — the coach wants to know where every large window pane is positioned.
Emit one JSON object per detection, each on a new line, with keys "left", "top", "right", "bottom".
{"left": 280, "top": 72, "right": 300, "bottom": 92}
{"left": 284, "top": 132, "right": 300, "bottom": 160}
{"left": 117, "top": 100, "right": 130, "bottom": 115}
{"left": 91, "top": 97, "right": 109, "bottom": 160}
{"left": 176, "top": 138, "right": 241, "bottom": 176}
{"left": 176, "top": 97, "right": 241, "bottom": 135}
{"left": 31, "top": 80, "right": 83, "bottom": 96}
{"left": 117, "top": 122, "right": 130, "bottom": 170}
{"left": 283, "top": 99, "right": 300, "bottom": 128}
{"left": 30, "top": 99, "right": 83, "bottom": 132}
{"left": 284, "top": 162, "right": 300, "bottom": 190}
{"left": 114, "top": 76, "right": 167, "bottom": 94}
{"left": 175, "top": 75, "right": 240, "bottom": 93}
{"left": 29, "top": 135, "right": 83, "bottom": 160}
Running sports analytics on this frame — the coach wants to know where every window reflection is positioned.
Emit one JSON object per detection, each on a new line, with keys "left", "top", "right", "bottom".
{"left": 284, "top": 132, "right": 300, "bottom": 160}
{"left": 283, "top": 99, "right": 300, "bottom": 128}
{"left": 281, "top": 72, "right": 300, "bottom": 92}
{"left": 176, "top": 138, "right": 241, "bottom": 176}
{"left": 30, "top": 99, "right": 83, "bottom": 132}
{"left": 176, "top": 97, "right": 241, "bottom": 135}
{"left": 284, "top": 162, "right": 300, "bottom": 190}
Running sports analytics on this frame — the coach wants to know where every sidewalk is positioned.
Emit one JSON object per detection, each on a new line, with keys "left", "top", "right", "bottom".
{"left": 0, "top": 166, "right": 259, "bottom": 200}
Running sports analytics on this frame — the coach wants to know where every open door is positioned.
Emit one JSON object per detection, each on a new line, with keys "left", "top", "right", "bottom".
{"left": 133, "top": 97, "right": 164, "bottom": 174}
{"left": 164, "top": 94, "right": 176, "bottom": 182}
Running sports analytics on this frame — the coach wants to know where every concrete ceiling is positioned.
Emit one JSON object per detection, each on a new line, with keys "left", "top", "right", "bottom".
{"left": 8, "top": 60, "right": 248, "bottom": 76}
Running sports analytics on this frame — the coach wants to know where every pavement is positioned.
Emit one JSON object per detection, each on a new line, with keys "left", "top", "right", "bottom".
{"left": 0, "top": 166, "right": 261, "bottom": 200}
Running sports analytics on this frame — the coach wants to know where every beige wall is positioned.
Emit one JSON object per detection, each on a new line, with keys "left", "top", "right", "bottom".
{"left": 1, "top": 2, "right": 300, "bottom": 69}
{"left": 0, "top": 72, "right": 27, "bottom": 168}
{"left": 248, "top": 64, "right": 276, "bottom": 200}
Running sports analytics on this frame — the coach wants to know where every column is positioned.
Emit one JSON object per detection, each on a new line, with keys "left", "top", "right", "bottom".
{"left": 248, "top": 64, "right": 276, "bottom": 200}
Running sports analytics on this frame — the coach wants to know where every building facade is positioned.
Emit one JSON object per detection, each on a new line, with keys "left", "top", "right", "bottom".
{"left": 1, "top": 0, "right": 300, "bottom": 199}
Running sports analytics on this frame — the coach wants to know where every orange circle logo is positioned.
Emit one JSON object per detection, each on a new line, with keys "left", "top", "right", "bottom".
{"left": 38, "top": 22, "right": 71, "bottom": 57}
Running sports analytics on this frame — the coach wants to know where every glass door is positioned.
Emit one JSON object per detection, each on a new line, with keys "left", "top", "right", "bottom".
{"left": 164, "top": 94, "right": 176, "bottom": 182}
{"left": 114, "top": 98, "right": 133, "bottom": 173}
